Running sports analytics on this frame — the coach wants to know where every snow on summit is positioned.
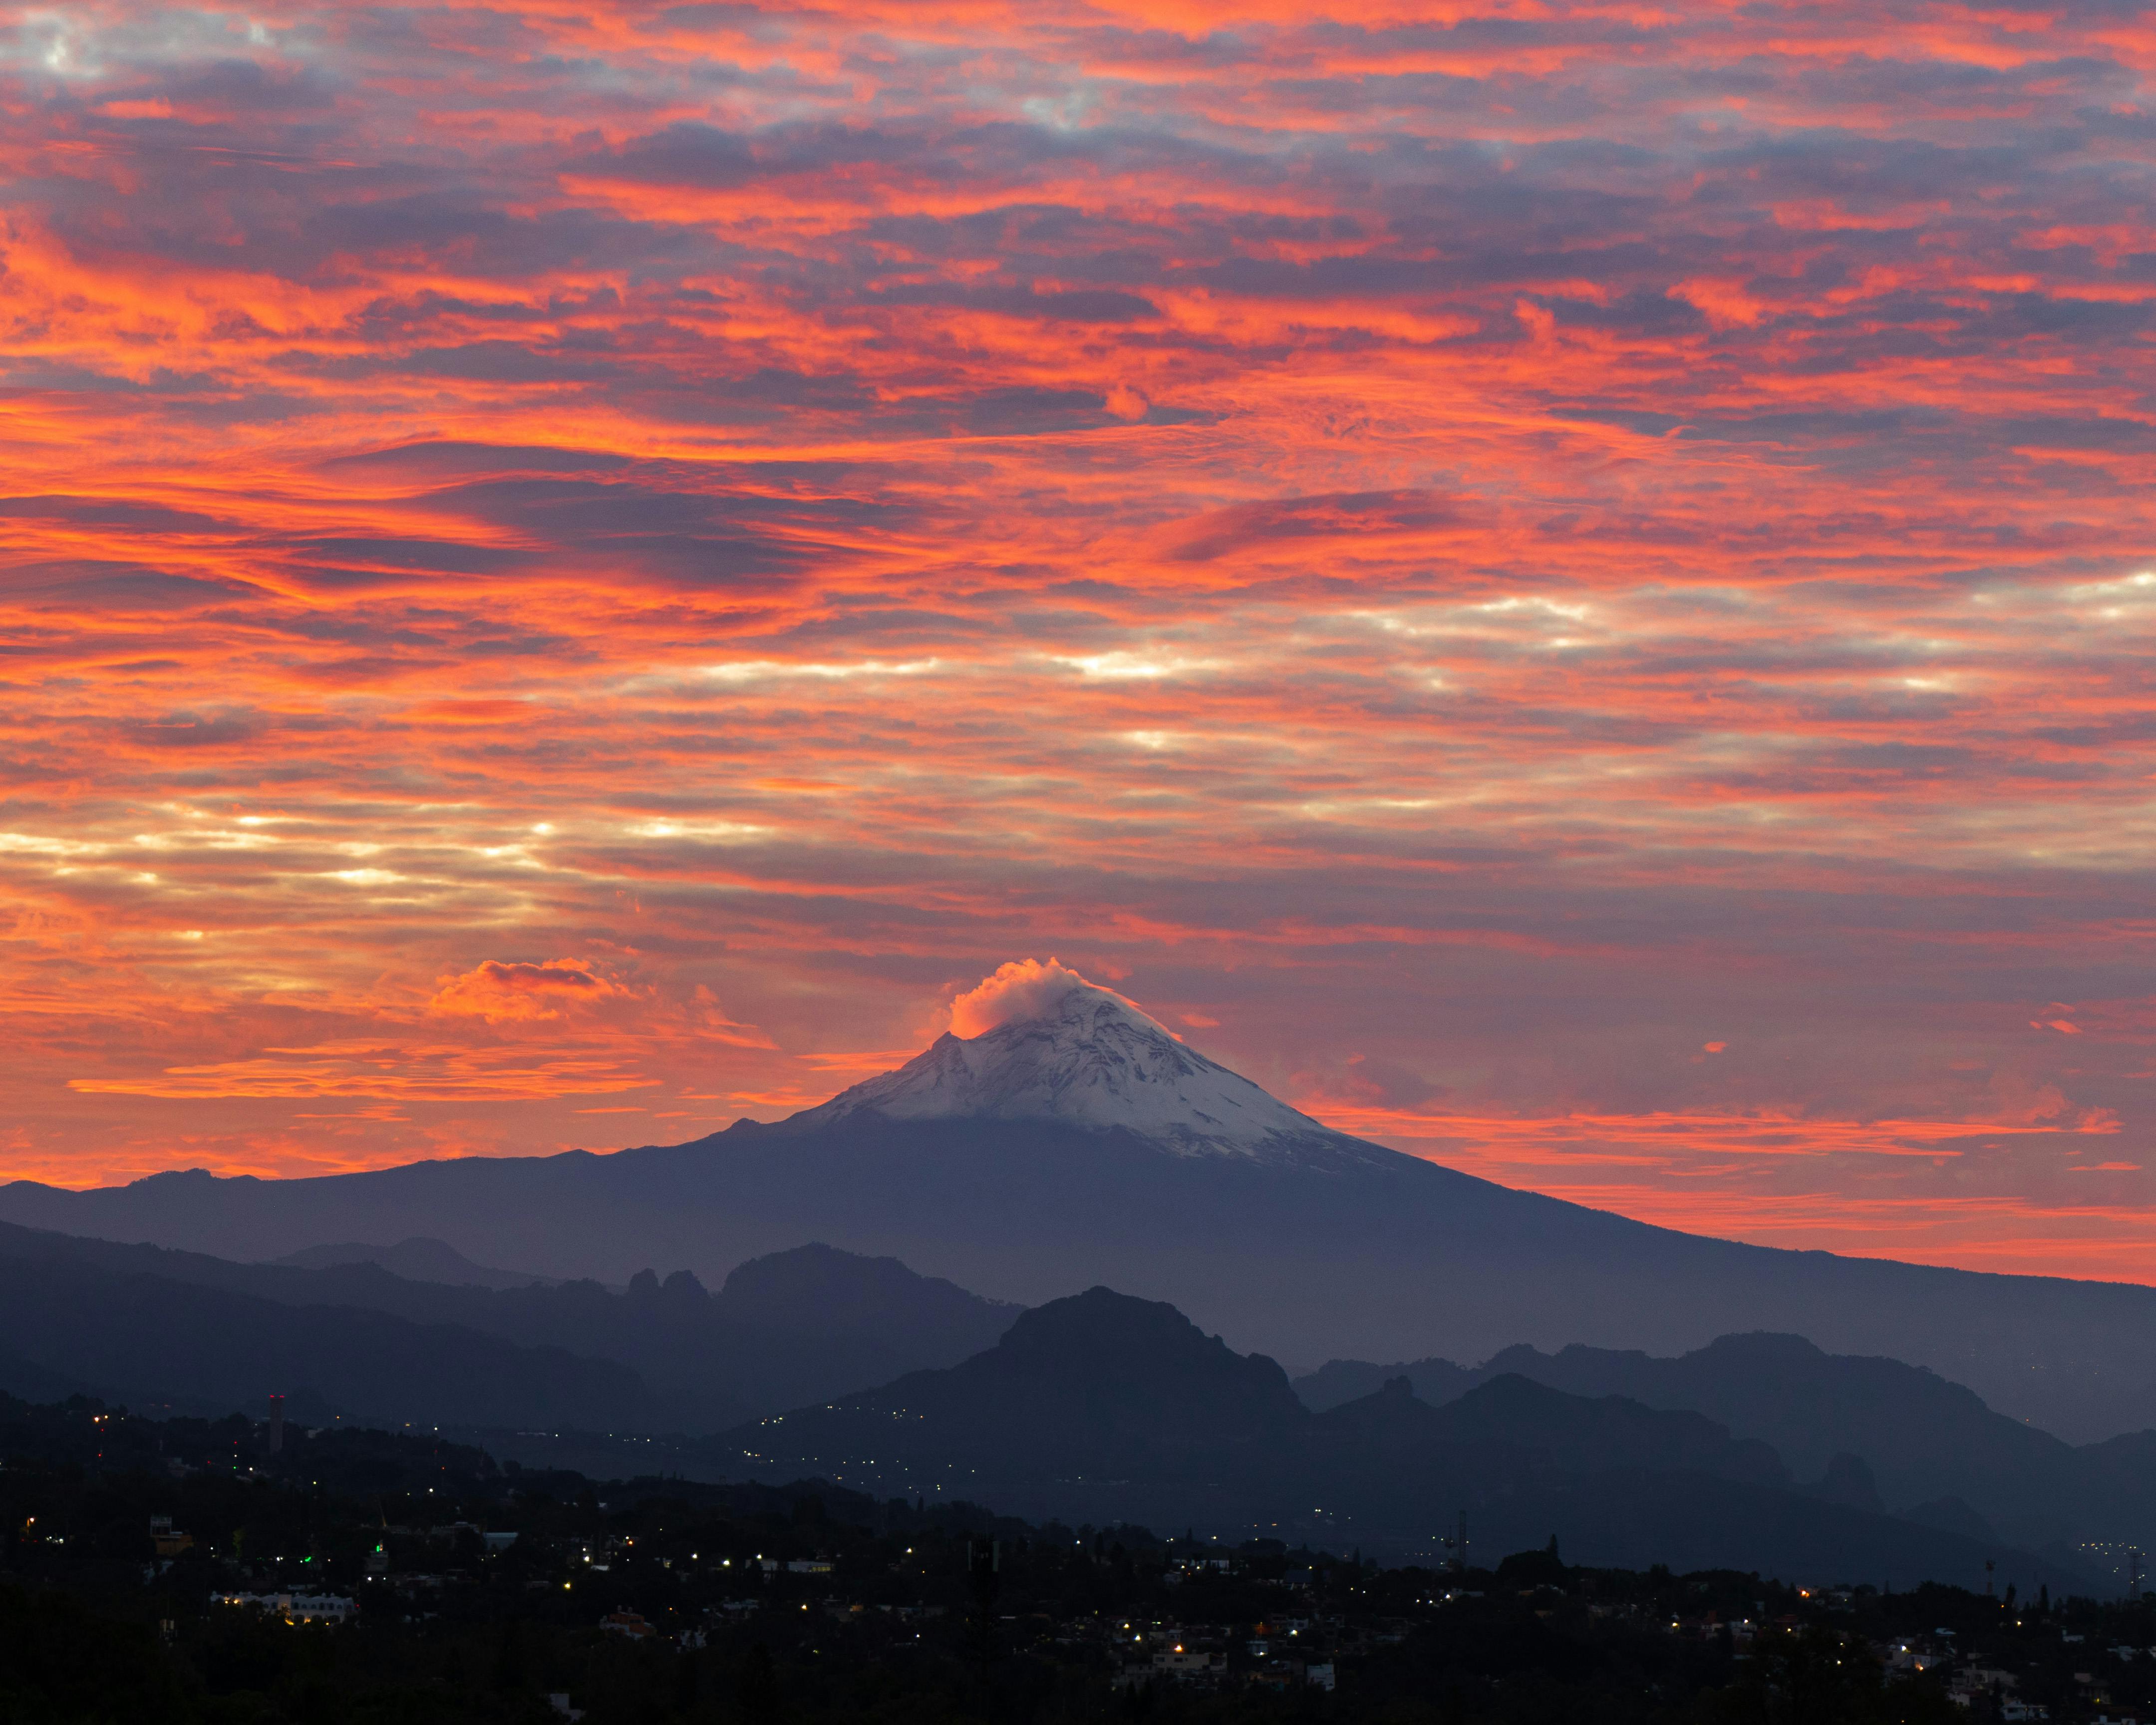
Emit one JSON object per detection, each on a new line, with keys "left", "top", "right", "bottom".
{"left": 788, "top": 961, "right": 1374, "bottom": 1160}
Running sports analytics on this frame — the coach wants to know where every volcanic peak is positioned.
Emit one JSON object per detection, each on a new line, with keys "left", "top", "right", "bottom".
{"left": 786, "top": 982, "right": 1368, "bottom": 1161}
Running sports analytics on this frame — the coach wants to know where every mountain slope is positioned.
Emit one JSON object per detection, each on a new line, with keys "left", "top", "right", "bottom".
{"left": 791, "top": 986, "right": 1378, "bottom": 1163}
{"left": 713, "top": 1288, "right": 2089, "bottom": 1592}
{"left": 726, "top": 1287, "right": 1308, "bottom": 1496}
{"left": 0, "top": 1254, "right": 653, "bottom": 1430}
{"left": 275, "top": 1236, "right": 547, "bottom": 1289}
{"left": 1344, "top": 1373, "right": 1792, "bottom": 1487}
{"left": 0, "top": 1221, "right": 1017, "bottom": 1428}
{"left": 1295, "top": 1331, "right": 2156, "bottom": 1550}
{"left": 10, "top": 979, "right": 2156, "bottom": 1441}
{"left": 1474, "top": 1334, "right": 2079, "bottom": 1521}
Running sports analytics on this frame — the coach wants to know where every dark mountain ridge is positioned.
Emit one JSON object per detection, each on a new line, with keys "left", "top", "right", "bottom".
{"left": 1330, "top": 1373, "right": 1791, "bottom": 1489}
{"left": 714, "top": 1286, "right": 2094, "bottom": 1593}
{"left": 756, "top": 1287, "right": 1309, "bottom": 1481}
{"left": 0, "top": 1221, "right": 1020, "bottom": 1429}
{"left": 274, "top": 1236, "right": 546, "bottom": 1289}
{"left": 1296, "top": 1331, "right": 2156, "bottom": 1553}
{"left": 0, "top": 1254, "right": 652, "bottom": 1431}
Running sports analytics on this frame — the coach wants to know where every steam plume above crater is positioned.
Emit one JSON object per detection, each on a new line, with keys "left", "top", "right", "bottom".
{"left": 792, "top": 960, "right": 1372, "bottom": 1162}
{"left": 944, "top": 958, "right": 1163, "bottom": 1039}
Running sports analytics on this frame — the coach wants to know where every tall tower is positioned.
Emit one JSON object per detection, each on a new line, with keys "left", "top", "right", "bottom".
{"left": 1442, "top": 1511, "right": 1468, "bottom": 1574}
{"left": 268, "top": 1393, "right": 286, "bottom": 1456}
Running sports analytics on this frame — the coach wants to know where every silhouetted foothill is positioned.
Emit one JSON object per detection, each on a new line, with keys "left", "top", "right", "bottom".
{"left": 1805, "top": 1452, "right": 1886, "bottom": 1515}
{"left": 278, "top": 1236, "right": 541, "bottom": 1289}
{"left": 987, "top": 1288, "right": 1306, "bottom": 1433}
{"left": 1903, "top": 1495, "right": 1999, "bottom": 1543}
{"left": 722, "top": 1289, "right": 2097, "bottom": 1594}
{"left": 0, "top": 1252, "right": 653, "bottom": 1431}
{"left": 1300, "top": 1327, "right": 2143, "bottom": 1556}
{"left": 717, "top": 1242, "right": 1011, "bottom": 1344}
{"left": 627, "top": 1266, "right": 709, "bottom": 1312}
{"left": 0, "top": 1223, "right": 1016, "bottom": 1432}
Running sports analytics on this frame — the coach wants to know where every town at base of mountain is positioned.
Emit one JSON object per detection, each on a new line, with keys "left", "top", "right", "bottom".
{"left": 1, "top": 1391, "right": 2127, "bottom": 1725}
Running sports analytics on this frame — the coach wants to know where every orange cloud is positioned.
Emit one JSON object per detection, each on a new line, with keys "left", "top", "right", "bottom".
{"left": 1, "top": 0, "right": 2154, "bottom": 1288}
{"left": 70, "top": 1040, "right": 656, "bottom": 1102}
{"left": 428, "top": 959, "right": 632, "bottom": 1024}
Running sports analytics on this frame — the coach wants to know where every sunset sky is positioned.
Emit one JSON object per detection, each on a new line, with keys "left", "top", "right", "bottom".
{"left": 4, "top": 0, "right": 2156, "bottom": 1280}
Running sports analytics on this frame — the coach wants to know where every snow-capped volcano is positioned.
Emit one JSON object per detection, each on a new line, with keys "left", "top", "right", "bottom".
{"left": 15, "top": 968, "right": 2156, "bottom": 1439}
{"left": 786, "top": 981, "right": 1371, "bottom": 1161}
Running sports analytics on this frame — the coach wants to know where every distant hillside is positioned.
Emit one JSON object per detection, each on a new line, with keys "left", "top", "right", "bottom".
{"left": 0, "top": 1255, "right": 652, "bottom": 1430}
{"left": 1298, "top": 1355, "right": 1480, "bottom": 1410}
{"left": 730, "top": 1286, "right": 1309, "bottom": 1485}
{"left": 1296, "top": 1332, "right": 2156, "bottom": 1554}
{"left": 0, "top": 1221, "right": 1019, "bottom": 1429}
{"left": 274, "top": 1236, "right": 547, "bottom": 1289}
{"left": 713, "top": 1287, "right": 2093, "bottom": 1593}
